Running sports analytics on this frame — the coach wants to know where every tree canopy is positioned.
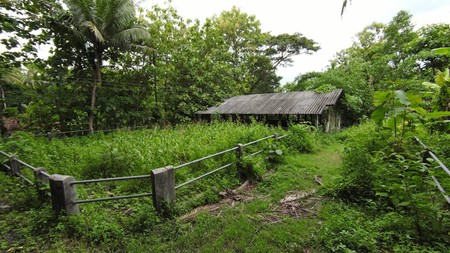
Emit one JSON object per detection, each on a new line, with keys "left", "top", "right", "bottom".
{"left": 286, "top": 10, "right": 450, "bottom": 124}
{"left": 0, "top": 2, "right": 319, "bottom": 132}
{"left": 1, "top": 3, "right": 448, "bottom": 133}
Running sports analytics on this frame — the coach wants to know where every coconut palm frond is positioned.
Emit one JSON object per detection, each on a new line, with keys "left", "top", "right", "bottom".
{"left": 2, "top": 67, "right": 37, "bottom": 88}
{"left": 2, "top": 69, "right": 25, "bottom": 87}
{"left": 104, "top": 0, "right": 135, "bottom": 34}
{"left": 111, "top": 27, "right": 150, "bottom": 47}
{"left": 65, "top": 0, "right": 96, "bottom": 25}
{"left": 83, "top": 21, "right": 105, "bottom": 43}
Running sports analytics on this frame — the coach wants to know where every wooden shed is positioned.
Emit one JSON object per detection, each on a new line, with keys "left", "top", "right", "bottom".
{"left": 196, "top": 89, "right": 344, "bottom": 132}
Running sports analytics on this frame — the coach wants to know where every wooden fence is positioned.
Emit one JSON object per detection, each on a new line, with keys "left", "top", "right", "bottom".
{"left": 0, "top": 133, "right": 287, "bottom": 216}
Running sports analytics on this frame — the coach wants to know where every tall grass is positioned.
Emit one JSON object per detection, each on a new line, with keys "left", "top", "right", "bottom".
{"left": 1, "top": 122, "right": 333, "bottom": 253}
{"left": 0, "top": 122, "right": 285, "bottom": 208}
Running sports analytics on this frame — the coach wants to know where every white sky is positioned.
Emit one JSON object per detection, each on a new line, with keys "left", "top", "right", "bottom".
{"left": 144, "top": 0, "right": 450, "bottom": 84}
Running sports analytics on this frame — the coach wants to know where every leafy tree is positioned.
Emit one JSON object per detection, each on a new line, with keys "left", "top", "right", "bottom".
{"left": 289, "top": 11, "right": 449, "bottom": 125}
{"left": 412, "top": 24, "right": 450, "bottom": 78}
{"left": 0, "top": 3, "right": 320, "bottom": 131}
{"left": 57, "top": 0, "right": 149, "bottom": 133}
{"left": 265, "top": 33, "right": 320, "bottom": 69}
{"left": 0, "top": 0, "right": 57, "bottom": 67}
{"left": 246, "top": 54, "right": 281, "bottom": 94}
{"left": 0, "top": 0, "right": 59, "bottom": 121}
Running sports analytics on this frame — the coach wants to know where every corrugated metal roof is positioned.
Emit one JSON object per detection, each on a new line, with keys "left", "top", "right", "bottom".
{"left": 197, "top": 89, "right": 343, "bottom": 115}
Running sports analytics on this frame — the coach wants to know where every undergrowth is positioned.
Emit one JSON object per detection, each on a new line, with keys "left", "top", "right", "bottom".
{"left": 1, "top": 122, "right": 448, "bottom": 252}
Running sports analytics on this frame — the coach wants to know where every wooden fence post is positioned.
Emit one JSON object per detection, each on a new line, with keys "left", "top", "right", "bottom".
{"left": 236, "top": 144, "right": 245, "bottom": 180}
{"left": 151, "top": 166, "right": 175, "bottom": 215}
{"left": 49, "top": 174, "right": 79, "bottom": 215}
{"left": 9, "top": 156, "right": 20, "bottom": 176}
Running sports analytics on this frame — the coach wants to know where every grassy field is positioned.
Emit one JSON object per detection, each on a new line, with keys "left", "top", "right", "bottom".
{"left": 0, "top": 122, "right": 448, "bottom": 252}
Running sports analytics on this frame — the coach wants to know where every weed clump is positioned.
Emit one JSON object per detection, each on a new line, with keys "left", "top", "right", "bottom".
{"left": 285, "top": 124, "right": 316, "bottom": 153}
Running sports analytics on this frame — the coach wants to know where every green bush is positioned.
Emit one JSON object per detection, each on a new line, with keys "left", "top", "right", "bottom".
{"left": 318, "top": 202, "right": 448, "bottom": 252}
{"left": 329, "top": 122, "right": 389, "bottom": 202}
{"left": 318, "top": 202, "right": 379, "bottom": 252}
{"left": 285, "top": 124, "right": 316, "bottom": 153}
{"left": 328, "top": 120, "right": 450, "bottom": 249}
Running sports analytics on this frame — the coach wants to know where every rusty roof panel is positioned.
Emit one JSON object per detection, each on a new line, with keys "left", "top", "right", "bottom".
{"left": 197, "top": 89, "right": 343, "bottom": 115}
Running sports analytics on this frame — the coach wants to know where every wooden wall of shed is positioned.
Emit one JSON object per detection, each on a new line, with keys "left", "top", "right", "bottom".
{"left": 322, "top": 105, "right": 341, "bottom": 132}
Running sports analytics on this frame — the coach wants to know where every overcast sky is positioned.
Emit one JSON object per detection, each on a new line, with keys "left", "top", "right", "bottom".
{"left": 144, "top": 0, "right": 450, "bottom": 84}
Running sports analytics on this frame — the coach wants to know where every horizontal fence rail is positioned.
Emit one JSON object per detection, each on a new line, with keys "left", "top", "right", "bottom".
{"left": 73, "top": 192, "right": 153, "bottom": 204}
{"left": 242, "top": 134, "right": 276, "bottom": 147}
{"left": 431, "top": 176, "right": 450, "bottom": 204}
{"left": 175, "top": 162, "right": 236, "bottom": 190}
{"left": 174, "top": 133, "right": 287, "bottom": 190}
{"left": 0, "top": 150, "right": 12, "bottom": 158}
{"left": 414, "top": 137, "right": 450, "bottom": 176}
{"left": 71, "top": 174, "right": 152, "bottom": 185}
{"left": 0, "top": 152, "right": 52, "bottom": 199}
{"left": 173, "top": 146, "right": 239, "bottom": 170}
{"left": 0, "top": 152, "right": 49, "bottom": 186}
{"left": 71, "top": 175, "right": 154, "bottom": 206}
{"left": 40, "top": 170, "right": 50, "bottom": 177}
{"left": 414, "top": 136, "right": 450, "bottom": 205}
{"left": 16, "top": 172, "right": 34, "bottom": 186}
{"left": 16, "top": 159, "right": 38, "bottom": 172}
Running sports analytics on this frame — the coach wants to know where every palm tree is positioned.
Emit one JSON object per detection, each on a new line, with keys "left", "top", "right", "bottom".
{"left": 62, "top": 0, "right": 149, "bottom": 133}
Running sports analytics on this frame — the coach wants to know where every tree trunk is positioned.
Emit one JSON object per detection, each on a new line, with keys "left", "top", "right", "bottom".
{"left": 88, "top": 48, "right": 102, "bottom": 134}
{"left": 0, "top": 88, "right": 6, "bottom": 110}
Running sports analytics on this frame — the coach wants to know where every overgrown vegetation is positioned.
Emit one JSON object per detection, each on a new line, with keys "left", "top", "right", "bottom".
{"left": 1, "top": 119, "right": 449, "bottom": 252}
{"left": 1, "top": 1, "right": 450, "bottom": 252}
{"left": 0, "top": 122, "right": 323, "bottom": 252}
{"left": 326, "top": 87, "right": 450, "bottom": 251}
{"left": 0, "top": 1, "right": 319, "bottom": 132}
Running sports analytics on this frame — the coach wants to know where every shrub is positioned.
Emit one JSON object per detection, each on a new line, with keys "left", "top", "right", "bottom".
{"left": 329, "top": 122, "right": 389, "bottom": 202}
{"left": 318, "top": 202, "right": 379, "bottom": 252}
{"left": 285, "top": 124, "right": 316, "bottom": 153}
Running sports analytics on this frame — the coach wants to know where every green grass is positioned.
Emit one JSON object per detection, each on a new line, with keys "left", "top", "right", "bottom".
{"left": 4, "top": 122, "right": 444, "bottom": 252}
{"left": 260, "top": 140, "right": 344, "bottom": 201}
{"left": 0, "top": 122, "right": 343, "bottom": 252}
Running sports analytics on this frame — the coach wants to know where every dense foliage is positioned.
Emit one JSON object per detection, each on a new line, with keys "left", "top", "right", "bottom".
{"left": 0, "top": 120, "right": 449, "bottom": 252}
{"left": 0, "top": 122, "right": 309, "bottom": 252}
{"left": 1, "top": 1, "right": 449, "bottom": 252}
{"left": 0, "top": 1, "right": 319, "bottom": 133}
{"left": 285, "top": 11, "right": 450, "bottom": 124}
{"left": 1, "top": 122, "right": 284, "bottom": 196}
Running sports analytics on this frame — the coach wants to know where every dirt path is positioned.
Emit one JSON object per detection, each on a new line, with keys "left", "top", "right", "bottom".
{"left": 180, "top": 141, "right": 344, "bottom": 220}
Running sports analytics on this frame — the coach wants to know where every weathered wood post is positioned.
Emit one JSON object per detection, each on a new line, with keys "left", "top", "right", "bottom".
{"left": 9, "top": 156, "right": 20, "bottom": 176}
{"left": 236, "top": 144, "right": 245, "bottom": 180}
{"left": 151, "top": 166, "right": 175, "bottom": 216}
{"left": 49, "top": 174, "right": 79, "bottom": 215}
